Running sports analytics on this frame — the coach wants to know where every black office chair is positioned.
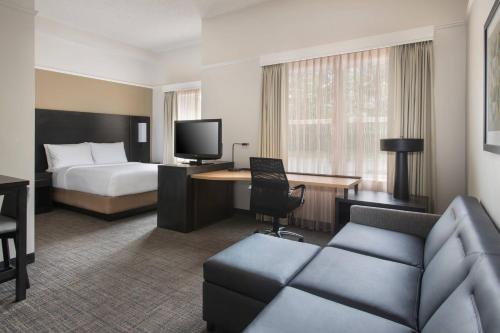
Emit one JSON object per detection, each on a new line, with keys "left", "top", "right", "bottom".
{"left": 250, "top": 157, "right": 305, "bottom": 242}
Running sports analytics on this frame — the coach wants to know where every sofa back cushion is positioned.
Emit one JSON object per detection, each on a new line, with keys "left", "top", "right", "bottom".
{"left": 424, "top": 196, "right": 476, "bottom": 266}
{"left": 421, "top": 256, "right": 500, "bottom": 333}
{"left": 419, "top": 198, "right": 500, "bottom": 328}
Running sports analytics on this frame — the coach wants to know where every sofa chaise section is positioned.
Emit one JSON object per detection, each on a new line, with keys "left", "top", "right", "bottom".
{"left": 203, "top": 234, "right": 320, "bottom": 332}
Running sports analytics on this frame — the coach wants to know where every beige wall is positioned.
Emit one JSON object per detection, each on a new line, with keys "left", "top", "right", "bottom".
{"left": 467, "top": 0, "right": 500, "bottom": 227}
{"left": 433, "top": 24, "right": 468, "bottom": 213}
{"left": 202, "top": 0, "right": 468, "bottom": 212}
{"left": 155, "top": 45, "right": 202, "bottom": 86}
{"left": 202, "top": 0, "right": 467, "bottom": 64}
{"left": 0, "top": 1, "right": 35, "bottom": 254}
{"left": 35, "top": 69, "right": 152, "bottom": 116}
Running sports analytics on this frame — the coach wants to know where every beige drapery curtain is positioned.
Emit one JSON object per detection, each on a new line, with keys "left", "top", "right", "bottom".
{"left": 388, "top": 41, "right": 435, "bottom": 210}
{"left": 163, "top": 91, "right": 177, "bottom": 164}
{"left": 260, "top": 64, "right": 287, "bottom": 159}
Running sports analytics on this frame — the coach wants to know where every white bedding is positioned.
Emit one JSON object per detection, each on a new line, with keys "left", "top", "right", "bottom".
{"left": 52, "top": 162, "right": 158, "bottom": 197}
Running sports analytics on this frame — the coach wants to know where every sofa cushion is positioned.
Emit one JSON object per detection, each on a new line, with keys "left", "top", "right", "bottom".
{"left": 421, "top": 256, "right": 500, "bottom": 333}
{"left": 424, "top": 196, "right": 477, "bottom": 266}
{"left": 419, "top": 207, "right": 500, "bottom": 328}
{"left": 290, "top": 247, "right": 421, "bottom": 329}
{"left": 203, "top": 234, "right": 319, "bottom": 303}
{"left": 328, "top": 222, "right": 424, "bottom": 267}
{"left": 243, "top": 287, "right": 416, "bottom": 333}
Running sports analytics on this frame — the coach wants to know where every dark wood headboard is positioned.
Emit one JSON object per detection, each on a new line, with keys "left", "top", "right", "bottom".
{"left": 35, "top": 109, "right": 150, "bottom": 172}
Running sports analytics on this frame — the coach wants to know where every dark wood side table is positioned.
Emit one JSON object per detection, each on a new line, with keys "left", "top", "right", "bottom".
{"left": 0, "top": 175, "right": 29, "bottom": 301}
{"left": 334, "top": 191, "right": 429, "bottom": 234}
{"left": 35, "top": 172, "right": 53, "bottom": 214}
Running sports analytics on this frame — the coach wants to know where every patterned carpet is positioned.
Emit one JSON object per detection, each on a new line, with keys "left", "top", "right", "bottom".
{"left": 0, "top": 209, "right": 330, "bottom": 332}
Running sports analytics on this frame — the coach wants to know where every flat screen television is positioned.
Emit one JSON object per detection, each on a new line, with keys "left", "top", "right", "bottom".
{"left": 174, "top": 119, "right": 222, "bottom": 164}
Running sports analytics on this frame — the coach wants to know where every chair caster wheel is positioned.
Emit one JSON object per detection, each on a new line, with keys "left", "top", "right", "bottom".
{"left": 254, "top": 229, "right": 260, "bottom": 234}
{"left": 298, "top": 238, "right": 304, "bottom": 242}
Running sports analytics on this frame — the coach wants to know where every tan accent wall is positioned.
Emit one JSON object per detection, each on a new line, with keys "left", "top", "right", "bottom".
{"left": 35, "top": 69, "right": 152, "bottom": 116}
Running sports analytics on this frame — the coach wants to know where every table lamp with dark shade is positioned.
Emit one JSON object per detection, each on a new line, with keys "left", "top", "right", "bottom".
{"left": 381, "top": 138, "right": 424, "bottom": 201}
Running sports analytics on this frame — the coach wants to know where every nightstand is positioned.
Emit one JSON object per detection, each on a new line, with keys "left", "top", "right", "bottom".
{"left": 334, "top": 191, "right": 428, "bottom": 234}
{"left": 35, "top": 172, "right": 53, "bottom": 214}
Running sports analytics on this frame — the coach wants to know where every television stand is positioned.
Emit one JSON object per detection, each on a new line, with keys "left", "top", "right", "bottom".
{"left": 157, "top": 161, "right": 234, "bottom": 232}
{"left": 184, "top": 159, "right": 213, "bottom": 166}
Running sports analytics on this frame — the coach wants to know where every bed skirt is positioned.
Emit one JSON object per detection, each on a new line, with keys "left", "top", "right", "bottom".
{"left": 53, "top": 188, "right": 157, "bottom": 215}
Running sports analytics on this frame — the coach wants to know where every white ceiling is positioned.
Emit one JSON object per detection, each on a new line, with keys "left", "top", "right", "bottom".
{"left": 35, "top": 0, "right": 272, "bottom": 53}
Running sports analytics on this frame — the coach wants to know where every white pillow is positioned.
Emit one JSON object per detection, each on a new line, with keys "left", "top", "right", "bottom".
{"left": 90, "top": 142, "right": 128, "bottom": 164}
{"left": 45, "top": 143, "right": 94, "bottom": 170}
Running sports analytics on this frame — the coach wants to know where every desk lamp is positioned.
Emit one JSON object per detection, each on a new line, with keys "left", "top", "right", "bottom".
{"left": 381, "top": 138, "right": 423, "bottom": 201}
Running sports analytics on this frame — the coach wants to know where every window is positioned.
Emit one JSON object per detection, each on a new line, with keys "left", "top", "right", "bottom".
{"left": 163, "top": 87, "right": 201, "bottom": 164}
{"left": 177, "top": 88, "right": 201, "bottom": 121}
{"left": 285, "top": 48, "right": 389, "bottom": 190}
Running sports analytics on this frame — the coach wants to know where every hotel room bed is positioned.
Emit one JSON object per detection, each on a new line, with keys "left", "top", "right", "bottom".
{"left": 35, "top": 109, "right": 155, "bottom": 220}
{"left": 51, "top": 162, "right": 158, "bottom": 218}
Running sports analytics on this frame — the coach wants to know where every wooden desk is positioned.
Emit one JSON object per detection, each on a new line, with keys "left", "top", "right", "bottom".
{"left": 191, "top": 170, "right": 361, "bottom": 198}
{"left": 157, "top": 163, "right": 361, "bottom": 233}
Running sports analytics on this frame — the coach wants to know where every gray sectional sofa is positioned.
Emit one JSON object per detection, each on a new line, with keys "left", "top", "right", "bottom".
{"left": 203, "top": 196, "right": 500, "bottom": 332}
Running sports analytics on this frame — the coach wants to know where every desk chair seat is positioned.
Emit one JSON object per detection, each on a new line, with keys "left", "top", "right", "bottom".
{"left": 250, "top": 157, "right": 305, "bottom": 242}
{"left": 0, "top": 216, "right": 16, "bottom": 234}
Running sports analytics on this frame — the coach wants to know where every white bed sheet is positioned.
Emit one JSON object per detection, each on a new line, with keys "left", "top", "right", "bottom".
{"left": 52, "top": 162, "right": 158, "bottom": 197}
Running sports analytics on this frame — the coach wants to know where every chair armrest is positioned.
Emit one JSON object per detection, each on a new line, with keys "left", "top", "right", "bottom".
{"left": 290, "top": 184, "right": 306, "bottom": 204}
{"left": 349, "top": 205, "right": 441, "bottom": 238}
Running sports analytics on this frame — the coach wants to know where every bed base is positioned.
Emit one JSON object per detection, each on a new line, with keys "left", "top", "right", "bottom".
{"left": 54, "top": 202, "right": 157, "bottom": 221}
{"left": 53, "top": 188, "right": 157, "bottom": 221}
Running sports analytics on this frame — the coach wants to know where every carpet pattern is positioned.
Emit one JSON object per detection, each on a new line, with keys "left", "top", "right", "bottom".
{"left": 0, "top": 209, "right": 330, "bottom": 332}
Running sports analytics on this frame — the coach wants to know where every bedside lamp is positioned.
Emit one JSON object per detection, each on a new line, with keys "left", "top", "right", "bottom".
{"left": 229, "top": 142, "right": 249, "bottom": 171}
{"left": 381, "top": 138, "right": 423, "bottom": 201}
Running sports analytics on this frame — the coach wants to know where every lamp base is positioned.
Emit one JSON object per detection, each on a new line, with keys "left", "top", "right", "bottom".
{"left": 393, "top": 151, "right": 409, "bottom": 201}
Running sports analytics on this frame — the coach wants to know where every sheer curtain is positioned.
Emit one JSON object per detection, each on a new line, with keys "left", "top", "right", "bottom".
{"left": 162, "top": 88, "right": 201, "bottom": 163}
{"left": 177, "top": 89, "right": 201, "bottom": 121}
{"left": 285, "top": 48, "right": 390, "bottom": 231}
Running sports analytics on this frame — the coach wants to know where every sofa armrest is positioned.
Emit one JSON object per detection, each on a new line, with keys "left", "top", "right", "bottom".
{"left": 349, "top": 205, "right": 441, "bottom": 238}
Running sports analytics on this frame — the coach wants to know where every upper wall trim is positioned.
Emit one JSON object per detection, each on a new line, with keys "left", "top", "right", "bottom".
{"left": 36, "top": 17, "right": 160, "bottom": 64}
{"left": 260, "top": 26, "right": 435, "bottom": 66}
{"left": 160, "top": 81, "right": 201, "bottom": 92}
{"left": 35, "top": 66, "right": 154, "bottom": 89}
{"left": 435, "top": 21, "right": 466, "bottom": 30}
{"left": 202, "top": 56, "right": 259, "bottom": 70}
{"left": 0, "top": 0, "right": 37, "bottom": 15}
